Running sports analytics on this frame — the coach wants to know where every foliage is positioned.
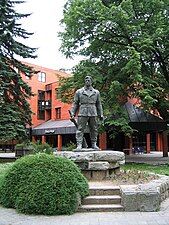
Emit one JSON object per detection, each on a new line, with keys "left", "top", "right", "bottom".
{"left": 15, "top": 141, "right": 54, "bottom": 155}
{"left": 0, "top": 163, "right": 13, "bottom": 188}
{"left": 0, "top": 0, "right": 37, "bottom": 142}
{"left": 15, "top": 142, "right": 34, "bottom": 150}
{"left": 0, "top": 153, "right": 89, "bottom": 215}
{"left": 30, "top": 141, "right": 54, "bottom": 155}
{"left": 122, "top": 163, "right": 169, "bottom": 176}
{"left": 111, "top": 169, "right": 159, "bottom": 184}
{"left": 59, "top": 0, "right": 169, "bottom": 136}
{"left": 64, "top": 141, "right": 76, "bottom": 151}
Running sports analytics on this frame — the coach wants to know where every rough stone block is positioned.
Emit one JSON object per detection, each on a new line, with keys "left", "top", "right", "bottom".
{"left": 118, "top": 160, "right": 125, "bottom": 165}
{"left": 91, "top": 170, "right": 109, "bottom": 180}
{"left": 74, "top": 152, "right": 95, "bottom": 162}
{"left": 94, "top": 151, "right": 125, "bottom": 162}
{"left": 138, "top": 189, "right": 160, "bottom": 212}
{"left": 136, "top": 183, "right": 160, "bottom": 211}
{"left": 109, "top": 162, "right": 119, "bottom": 169}
{"left": 82, "top": 170, "right": 92, "bottom": 180}
{"left": 88, "top": 161, "right": 110, "bottom": 170}
{"left": 73, "top": 148, "right": 100, "bottom": 152}
{"left": 120, "top": 185, "right": 139, "bottom": 211}
{"left": 55, "top": 151, "right": 94, "bottom": 162}
{"left": 76, "top": 161, "right": 88, "bottom": 170}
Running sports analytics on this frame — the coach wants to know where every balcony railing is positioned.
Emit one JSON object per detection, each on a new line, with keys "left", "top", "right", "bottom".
{"left": 45, "top": 100, "right": 51, "bottom": 109}
{"left": 38, "top": 100, "right": 51, "bottom": 110}
{"left": 45, "top": 84, "right": 52, "bottom": 91}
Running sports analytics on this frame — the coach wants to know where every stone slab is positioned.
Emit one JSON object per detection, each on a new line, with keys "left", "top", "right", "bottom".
{"left": 55, "top": 150, "right": 125, "bottom": 163}
{"left": 121, "top": 185, "right": 139, "bottom": 211}
{"left": 91, "top": 170, "right": 109, "bottom": 180}
{"left": 55, "top": 151, "right": 94, "bottom": 162}
{"left": 76, "top": 161, "right": 89, "bottom": 170}
{"left": 88, "top": 161, "right": 110, "bottom": 170}
{"left": 120, "top": 175, "right": 169, "bottom": 212}
{"left": 94, "top": 151, "right": 125, "bottom": 162}
{"left": 73, "top": 148, "right": 100, "bottom": 152}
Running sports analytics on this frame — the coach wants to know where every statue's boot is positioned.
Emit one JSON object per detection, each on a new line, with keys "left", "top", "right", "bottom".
{"left": 91, "top": 142, "right": 100, "bottom": 150}
{"left": 76, "top": 143, "right": 82, "bottom": 151}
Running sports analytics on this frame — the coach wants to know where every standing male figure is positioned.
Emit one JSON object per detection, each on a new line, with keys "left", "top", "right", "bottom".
{"left": 70, "top": 76, "right": 103, "bottom": 150}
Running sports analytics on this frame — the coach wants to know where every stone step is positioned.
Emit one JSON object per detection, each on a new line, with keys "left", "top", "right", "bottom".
{"left": 82, "top": 195, "right": 121, "bottom": 205}
{"left": 78, "top": 204, "right": 124, "bottom": 212}
{"left": 89, "top": 186, "right": 121, "bottom": 196}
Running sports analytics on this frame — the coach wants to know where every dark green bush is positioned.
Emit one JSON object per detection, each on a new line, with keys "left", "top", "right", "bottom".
{"left": 15, "top": 142, "right": 34, "bottom": 151}
{"left": 30, "top": 142, "right": 53, "bottom": 155}
{"left": 15, "top": 141, "right": 53, "bottom": 155}
{"left": 0, "top": 153, "right": 89, "bottom": 215}
{"left": 63, "top": 141, "right": 76, "bottom": 151}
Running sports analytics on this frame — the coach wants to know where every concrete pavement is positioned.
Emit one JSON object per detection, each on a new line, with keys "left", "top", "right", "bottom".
{"left": 125, "top": 151, "right": 169, "bottom": 165}
{"left": 0, "top": 197, "right": 169, "bottom": 225}
{"left": 1, "top": 151, "right": 169, "bottom": 224}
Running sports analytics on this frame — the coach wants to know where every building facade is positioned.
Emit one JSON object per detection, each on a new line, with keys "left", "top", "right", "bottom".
{"left": 21, "top": 62, "right": 168, "bottom": 155}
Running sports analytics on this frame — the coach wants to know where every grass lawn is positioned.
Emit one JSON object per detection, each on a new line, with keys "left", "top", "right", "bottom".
{"left": 122, "top": 163, "right": 169, "bottom": 176}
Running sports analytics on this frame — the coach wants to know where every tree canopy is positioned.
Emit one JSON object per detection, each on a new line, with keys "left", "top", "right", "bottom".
{"left": 0, "top": 0, "right": 37, "bottom": 142}
{"left": 59, "top": 0, "right": 169, "bottom": 136}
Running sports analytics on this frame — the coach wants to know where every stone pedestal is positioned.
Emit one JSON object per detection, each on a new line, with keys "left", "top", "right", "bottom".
{"left": 54, "top": 149, "right": 125, "bottom": 181}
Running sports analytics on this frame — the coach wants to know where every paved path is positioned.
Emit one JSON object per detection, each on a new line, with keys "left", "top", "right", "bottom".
{"left": 1, "top": 151, "right": 169, "bottom": 225}
{"left": 0, "top": 153, "right": 15, "bottom": 158}
{"left": 126, "top": 151, "right": 169, "bottom": 165}
{"left": 0, "top": 198, "right": 169, "bottom": 225}
{"left": 1, "top": 179, "right": 169, "bottom": 225}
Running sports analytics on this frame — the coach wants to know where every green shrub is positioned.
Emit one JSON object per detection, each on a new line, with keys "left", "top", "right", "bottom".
{"left": 31, "top": 142, "right": 53, "bottom": 155}
{"left": 15, "top": 141, "right": 53, "bottom": 155}
{"left": 15, "top": 142, "right": 34, "bottom": 151}
{"left": 0, "top": 153, "right": 89, "bottom": 215}
{"left": 64, "top": 141, "right": 76, "bottom": 151}
{"left": 0, "top": 163, "right": 13, "bottom": 189}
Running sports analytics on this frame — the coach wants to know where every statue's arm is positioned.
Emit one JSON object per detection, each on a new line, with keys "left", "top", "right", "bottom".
{"left": 70, "top": 90, "right": 79, "bottom": 117}
{"left": 96, "top": 91, "right": 103, "bottom": 119}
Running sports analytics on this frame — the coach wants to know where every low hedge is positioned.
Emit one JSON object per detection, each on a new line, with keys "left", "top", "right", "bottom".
{"left": 0, "top": 153, "right": 89, "bottom": 215}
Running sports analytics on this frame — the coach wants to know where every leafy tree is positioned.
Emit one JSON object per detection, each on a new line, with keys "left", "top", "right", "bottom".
{"left": 59, "top": 0, "right": 169, "bottom": 136}
{"left": 0, "top": 0, "right": 36, "bottom": 142}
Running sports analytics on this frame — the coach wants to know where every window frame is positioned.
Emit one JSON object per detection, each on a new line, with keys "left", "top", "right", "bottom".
{"left": 55, "top": 107, "right": 61, "bottom": 119}
{"left": 38, "top": 72, "right": 46, "bottom": 83}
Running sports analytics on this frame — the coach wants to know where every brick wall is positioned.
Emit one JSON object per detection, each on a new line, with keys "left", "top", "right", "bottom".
{"left": 21, "top": 62, "right": 71, "bottom": 127}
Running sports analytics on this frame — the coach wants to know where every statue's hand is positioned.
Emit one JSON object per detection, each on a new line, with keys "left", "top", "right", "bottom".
{"left": 99, "top": 115, "right": 104, "bottom": 121}
{"left": 70, "top": 115, "right": 75, "bottom": 121}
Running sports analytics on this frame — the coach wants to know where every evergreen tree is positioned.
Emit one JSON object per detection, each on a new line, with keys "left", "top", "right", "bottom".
{"left": 59, "top": 0, "right": 169, "bottom": 136}
{"left": 0, "top": 0, "right": 36, "bottom": 142}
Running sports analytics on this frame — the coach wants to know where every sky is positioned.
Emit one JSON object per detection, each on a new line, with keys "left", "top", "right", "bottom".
{"left": 16, "top": 0, "right": 81, "bottom": 71}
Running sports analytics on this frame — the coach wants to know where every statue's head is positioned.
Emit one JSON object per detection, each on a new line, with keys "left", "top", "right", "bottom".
{"left": 84, "top": 76, "right": 92, "bottom": 87}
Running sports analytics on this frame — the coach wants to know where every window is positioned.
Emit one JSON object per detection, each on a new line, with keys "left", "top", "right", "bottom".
{"left": 38, "top": 72, "right": 46, "bottom": 82}
{"left": 38, "top": 90, "right": 45, "bottom": 100}
{"left": 55, "top": 107, "right": 61, "bottom": 119}
{"left": 38, "top": 110, "right": 45, "bottom": 120}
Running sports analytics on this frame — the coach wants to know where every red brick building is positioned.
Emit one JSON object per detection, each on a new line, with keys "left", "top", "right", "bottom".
{"left": 21, "top": 62, "right": 168, "bottom": 155}
{"left": 21, "top": 63, "right": 74, "bottom": 149}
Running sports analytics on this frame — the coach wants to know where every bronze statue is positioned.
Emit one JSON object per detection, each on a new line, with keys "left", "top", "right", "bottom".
{"left": 70, "top": 76, "right": 103, "bottom": 150}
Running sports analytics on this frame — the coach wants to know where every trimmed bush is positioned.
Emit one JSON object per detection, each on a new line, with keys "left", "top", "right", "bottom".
{"left": 0, "top": 153, "right": 89, "bottom": 215}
